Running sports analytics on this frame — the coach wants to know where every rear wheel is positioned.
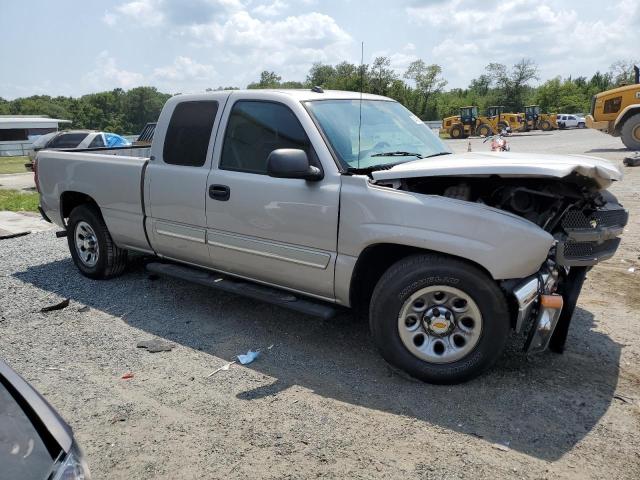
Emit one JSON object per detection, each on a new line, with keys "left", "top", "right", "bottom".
{"left": 369, "top": 254, "right": 509, "bottom": 384}
{"left": 539, "top": 120, "right": 552, "bottom": 131}
{"left": 620, "top": 113, "right": 640, "bottom": 150}
{"left": 450, "top": 124, "right": 464, "bottom": 139}
{"left": 578, "top": 122, "right": 585, "bottom": 128}
{"left": 67, "top": 204, "right": 127, "bottom": 279}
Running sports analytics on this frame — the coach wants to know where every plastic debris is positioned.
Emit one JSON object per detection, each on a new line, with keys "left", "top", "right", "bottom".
{"left": 628, "top": 267, "right": 635, "bottom": 273}
{"left": 207, "top": 361, "right": 236, "bottom": 377}
{"left": 492, "top": 442, "right": 510, "bottom": 452}
{"left": 237, "top": 350, "right": 261, "bottom": 365}
{"left": 136, "top": 339, "right": 175, "bottom": 353}
{"left": 40, "top": 298, "right": 70, "bottom": 313}
{"left": 121, "top": 372, "right": 134, "bottom": 380}
{"left": 77, "top": 306, "right": 90, "bottom": 313}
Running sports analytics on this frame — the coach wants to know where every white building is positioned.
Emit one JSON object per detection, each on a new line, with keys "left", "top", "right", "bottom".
{"left": 0, "top": 115, "right": 71, "bottom": 156}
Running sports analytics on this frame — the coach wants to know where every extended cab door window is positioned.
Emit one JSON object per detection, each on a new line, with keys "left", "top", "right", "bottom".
{"left": 219, "top": 101, "right": 312, "bottom": 174}
{"left": 164, "top": 101, "right": 219, "bottom": 166}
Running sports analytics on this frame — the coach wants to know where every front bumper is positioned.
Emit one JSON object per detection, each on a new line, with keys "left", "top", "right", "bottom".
{"left": 585, "top": 114, "right": 610, "bottom": 132}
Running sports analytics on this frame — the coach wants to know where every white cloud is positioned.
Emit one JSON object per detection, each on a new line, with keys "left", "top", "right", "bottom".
{"left": 153, "top": 56, "right": 216, "bottom": 81}
{"left": 116, "top": 0, "right": 164, "bottom": 26}
{"left": 407, "top": 0, "right": 639, "bottom": 87}
{"left": 106, "top": 0, "right": 244, "bottom": 27}
{"left": 253, "top": 0, "right": 288, "bottom": 17}
{"left": 83, "top": 51, "right": 145, "bottom": 90}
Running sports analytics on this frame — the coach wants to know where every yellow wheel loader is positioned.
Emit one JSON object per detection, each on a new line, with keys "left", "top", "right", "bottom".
{"left": 586, "top": 65, "right": 640, "bottom": 150}
{"left": 443, "top": 106, "right": 479, "bottom": 139}
{"left": 519, "top": 105, "right": 558, "bottom": 131}
{"left": 475, "top": 106, "right": 523, "bottom": 136}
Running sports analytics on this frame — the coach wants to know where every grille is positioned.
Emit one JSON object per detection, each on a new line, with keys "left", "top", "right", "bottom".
{"left": 562, "top": 238, "right": 621, "bottom": 259}
{"left": 561, "top": 208, "right": 628, "bottom": 230}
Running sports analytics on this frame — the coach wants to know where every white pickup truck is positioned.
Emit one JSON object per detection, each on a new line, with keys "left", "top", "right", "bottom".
{"left": 36, "top": 89, "right": 627, "bottom": 383}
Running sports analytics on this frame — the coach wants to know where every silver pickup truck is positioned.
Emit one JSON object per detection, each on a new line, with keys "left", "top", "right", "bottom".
{"left": 36, "top": 89, "right": 627, "bottom": 384}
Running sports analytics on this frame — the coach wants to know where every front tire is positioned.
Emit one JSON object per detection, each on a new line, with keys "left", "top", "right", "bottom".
{"left": 67, "top": 204, "right": 127, "bottom": 279}
{"left": 369, "top": 254, "right": 509, "bottom": 384}
{"left": 620, "top": 113, "right": 640, "bottom": 150}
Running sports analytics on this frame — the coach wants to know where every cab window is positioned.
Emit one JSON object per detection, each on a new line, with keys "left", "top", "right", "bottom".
{"left": 603, "top": 96, "right": 622, "bottom": 114}
{"left": 219, "top": 101, "right": 311, "bottom": 175}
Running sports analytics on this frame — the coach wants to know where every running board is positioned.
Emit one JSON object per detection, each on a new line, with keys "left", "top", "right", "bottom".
{"left": 145, "top": 262, "right": 338, "bottom": 320}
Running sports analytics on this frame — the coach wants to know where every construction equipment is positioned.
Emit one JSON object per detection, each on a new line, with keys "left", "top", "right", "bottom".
{"left": 586, "top": 65, "right": 640, "bottom": 150}
{"left": 443, "top": 106, "right": 478, "bottom": 139}
{"left": 475, "top": 106, "right": 523, "bottom": 136}
{"left": 442, "top": 106, "right": 478, "bottom": 138}
{"left": 519, "top": 105, "right": 558, "bottom": 131}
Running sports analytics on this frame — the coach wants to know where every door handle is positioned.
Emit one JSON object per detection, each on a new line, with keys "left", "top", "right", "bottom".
{"left": 209, "top": 184, "right": 230, "bottom": 201}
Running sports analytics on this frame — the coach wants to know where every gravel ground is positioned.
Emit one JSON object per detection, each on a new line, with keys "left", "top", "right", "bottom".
{"left": 1, "top": 128, "right": 639, "bottom": 479}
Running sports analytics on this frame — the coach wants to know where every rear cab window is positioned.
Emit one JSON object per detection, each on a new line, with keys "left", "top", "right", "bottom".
{"left": 163, "top": 101, "right": 219, "bottom": 167}
{"left": 219, "top": 100, "right": 312, "bottom": 174}
{"left": 48, "top": 133, "right": 89, "bottom": 149}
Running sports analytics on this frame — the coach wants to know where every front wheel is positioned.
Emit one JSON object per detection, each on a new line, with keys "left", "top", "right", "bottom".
{"left": 369, "top": 254, "right": 509, "bottom": 384}
{"left": 67, "top": 204, "right": 127, "bottom": 279}
{"left": 620, "top": 113, "right": 640, "bottom": 150}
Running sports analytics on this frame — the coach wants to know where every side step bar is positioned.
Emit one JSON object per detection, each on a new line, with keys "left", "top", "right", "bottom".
{"left": 145, "top": 262, "right": 338, "bottom": 320}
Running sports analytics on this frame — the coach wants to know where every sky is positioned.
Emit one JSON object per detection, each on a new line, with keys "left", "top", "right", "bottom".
{"left": 0, "top": 0, "right": 638, "bottom": 99}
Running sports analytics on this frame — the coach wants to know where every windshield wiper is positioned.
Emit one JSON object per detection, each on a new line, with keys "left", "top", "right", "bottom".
{"left": 423, "top": 152, "right": 452, "bottom": 158}
{"left": 371, "top": 151, "right": 424, "bottom": 159}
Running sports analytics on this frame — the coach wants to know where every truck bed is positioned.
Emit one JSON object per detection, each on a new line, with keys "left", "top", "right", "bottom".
{"left": 37, "top": 149, "right": 151, "bottom": 253}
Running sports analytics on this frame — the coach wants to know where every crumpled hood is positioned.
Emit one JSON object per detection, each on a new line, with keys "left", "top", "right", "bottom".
{"left": 370, "top": 152, "right": 623, "bottom": 189}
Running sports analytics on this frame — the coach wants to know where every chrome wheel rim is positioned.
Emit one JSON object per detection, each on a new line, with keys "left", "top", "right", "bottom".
{"left": 398, "top": 285, "right": 483, "bottom": 364}
{"left": 74, "top": 221, "right": 99, "bottom": 267}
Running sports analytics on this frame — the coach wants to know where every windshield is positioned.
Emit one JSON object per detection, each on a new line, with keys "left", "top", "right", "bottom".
{"left": 305, "top": 99, "right": 451, "bottom": 170}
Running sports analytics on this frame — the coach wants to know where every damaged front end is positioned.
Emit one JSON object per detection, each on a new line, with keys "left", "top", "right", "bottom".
{"left": 371, "top": 155, "right": 628, "bottom": 355}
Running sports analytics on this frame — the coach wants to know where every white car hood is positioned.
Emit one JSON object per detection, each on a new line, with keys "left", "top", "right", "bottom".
{"left": 370, "top": 152, "right": 623, "bottom": 189}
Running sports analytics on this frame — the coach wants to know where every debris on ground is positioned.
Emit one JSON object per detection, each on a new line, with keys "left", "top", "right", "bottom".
{"left": 46, "top": 367, "right": 64, "bottom": 372}
{"left": 40, "top": 298, "right": 70, "bottom": 312}
{"left": 237, "top": 350, "right": 261, "bottom": 365}
{"left": 77, "top": 306, "right": 90, "bottom": 313}
{"left": 136, "top": 339, "right": 175, "bottom": 353}
{"left": 623, "top": 154, "right": 640, "bottom": 167}
{"left": 207, "top": 361, "right": 236, "bottom": 377}
{"left": 110, "top": 415, "right": 127, "bottom": 424}
{"left": 628, "top": 267, "right": 636, "bottom": 273}
{"left": 613, "top": 394, "right": 635, "bottom": 404}
{"left": 121, "top": 372, "right": 134, "bottom": 380}
{"left": 0, "top": 231, "right": 31, "bottom": 240}
{"left": 492, "top": 442, "right": 510, "bottom": 452}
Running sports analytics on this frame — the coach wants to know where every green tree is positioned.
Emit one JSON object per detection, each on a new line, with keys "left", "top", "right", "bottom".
{"left": 403, "top": 60, "right": 447, "bottom": 119}
{"left": 369, "top": 56, "right": 396, "bottom": 96}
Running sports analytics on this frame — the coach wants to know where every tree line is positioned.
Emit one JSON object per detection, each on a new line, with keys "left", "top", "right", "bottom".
{"left": 0, "top": 59, "right": 636, "bottom": 134}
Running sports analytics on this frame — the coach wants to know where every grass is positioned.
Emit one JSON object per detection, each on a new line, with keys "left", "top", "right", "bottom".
{"left": 0, "top": 189, "right": 39, "bottom": 212}
{"left": 0, "top": 156, "right": 30, "bottom": 175}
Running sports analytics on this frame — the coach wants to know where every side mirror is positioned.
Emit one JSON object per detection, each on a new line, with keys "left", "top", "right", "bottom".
{"left": 266, "top": 149, "right": 323, "bottom": 181}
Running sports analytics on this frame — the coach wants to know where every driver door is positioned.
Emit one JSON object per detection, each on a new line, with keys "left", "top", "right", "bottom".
{"left": 204, "top": 98, "right": 340, "bottom": 299}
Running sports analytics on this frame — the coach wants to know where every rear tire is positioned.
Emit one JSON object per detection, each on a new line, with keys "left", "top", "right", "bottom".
{"left": 620, "top": 113, "right": 640, "bottom": 150}
{"left": 67, "top": 204, "right": 127, "bottom": 279}
{"left": 450, "top": 124, "right": 464, "bottom": 139}
{"left": 578, "top": 122, "right": 585, "bottom": 129}
{"left": 369, "top": 254, "right": 509, "bottom": 384}
{"left": 539, "top": 120, "right": 552, "bottom": 131}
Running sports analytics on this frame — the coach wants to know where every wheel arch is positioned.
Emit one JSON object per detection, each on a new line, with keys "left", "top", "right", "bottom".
{"left": 614, "top": 105, "right": 640, "bottom": 133}
{"left": 60, "top": 191, "right": 100, "bottom": 223}
{"left": 348, "top": 243, "right": 496, "bottom": 315}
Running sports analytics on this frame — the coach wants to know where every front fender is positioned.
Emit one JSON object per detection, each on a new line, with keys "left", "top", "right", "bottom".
{"left": 338, "top": 176, "right": 554, "bottom": 281}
